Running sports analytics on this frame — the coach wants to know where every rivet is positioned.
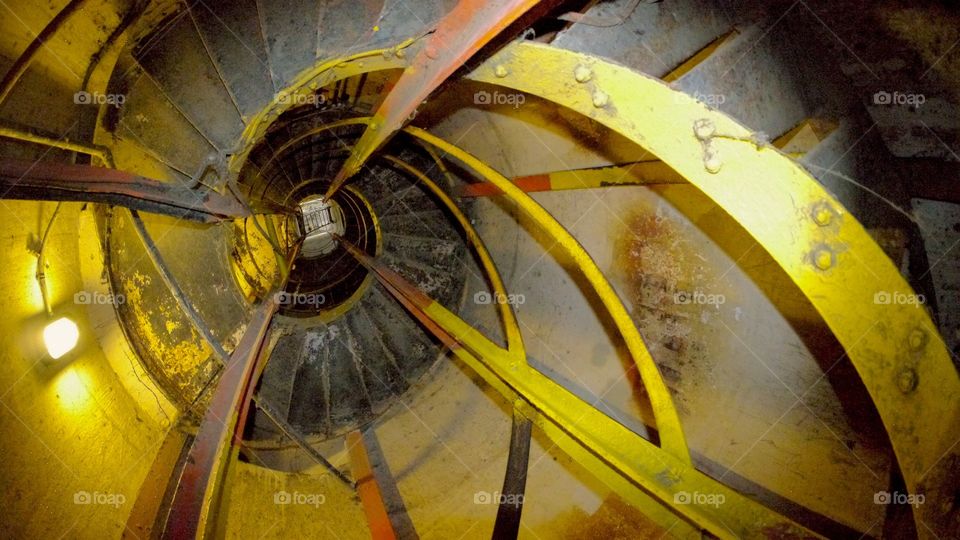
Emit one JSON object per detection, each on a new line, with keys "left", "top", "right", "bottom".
{"left": 908, "top": 329, "right": 927, "bottom": 351}
{"left": 382, "top": 49, "right": 392, "bottom": 59}
{"left": 395, "top": 48, "right": 406, "bottom": 59}
{"left": 897, "top": 367, "right": 918, "bottom": 393}
{"left": 812, "top": 203, "right": 834, "bottom": 226}
{"left": 426, "top": 46, "right": 439, "bottom": 59}
{"left": 574, "top": 65, "right": 593, "bottom": 83}
{"left": 813, "top": 247, "right": 834, "bottom": 270}
{"left": 592, "top": 89, "right": 609, "bottom": 108}
{"left": 308, "top": 81, "right": 319, "bottom": 90}
{"left": 703, "top": 145, "right": 722, "bottom": 173}
{"left": 693, "top": 119, "right": 715, "bottom": 140}
{"left": 494, "top": 65, "right": 508, "bottom": 78}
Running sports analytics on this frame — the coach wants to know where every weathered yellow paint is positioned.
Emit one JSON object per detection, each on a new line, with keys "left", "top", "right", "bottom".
{"left": 381, "top": 154, "right": 526, "bottom": 362}
{"left": 228, "top": 43, "right": 418, "bottom": 176}
{"left": 358, "top": 238, "right": 818, "bottom": 538}
{"left": 466, "top": 40, "right": 960, "bottom": 537}
{"left": 405, "top": 126, "right": 691, "bottom": 466}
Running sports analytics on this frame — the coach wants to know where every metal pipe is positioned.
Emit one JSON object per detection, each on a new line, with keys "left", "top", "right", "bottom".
{"left": 0, "top": 125, "right": 114, "bottom": 167}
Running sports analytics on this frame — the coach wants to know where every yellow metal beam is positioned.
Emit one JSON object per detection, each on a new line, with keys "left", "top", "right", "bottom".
{"left": 455, "top": 160, "right": 686, "bottom": 197}
{"left": 381, "top": 155, "right": 526, "bottom": 362}
{"left": 465, "top": 40, "right": 960, "bottom": 538}
{"left": 405, "top": 126, "right": 692, "bottom": 466}
{"left": 340, "top": 236, "right": 819, "bottom": 539}
{"left": 323, "top": 0, "right": 542, "bottom": 200}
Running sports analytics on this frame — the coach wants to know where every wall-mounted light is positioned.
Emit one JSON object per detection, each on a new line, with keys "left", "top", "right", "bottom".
{"left": 42, "top": 317, "right": 79, "bottom": 360}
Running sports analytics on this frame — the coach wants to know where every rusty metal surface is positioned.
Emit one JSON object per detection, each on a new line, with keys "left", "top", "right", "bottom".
{"left": 162, "top": 294, "right": 281, "bottom": 539}
{"left": 325, "top": 0, "right": 542, "bottom": 198}
{"left": 0, "top": 158, "right": 248, "bottom": 221}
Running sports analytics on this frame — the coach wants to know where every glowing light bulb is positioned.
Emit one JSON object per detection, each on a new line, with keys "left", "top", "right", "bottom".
{"left": 43, "top": 317, "right": 79, "bottom": 360}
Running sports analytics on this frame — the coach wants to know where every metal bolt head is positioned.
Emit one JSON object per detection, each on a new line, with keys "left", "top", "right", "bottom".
{"left": 812, "top": 203, "right": 833, "bottom": 226}
{"left": 426, "top": 46, "right": 439, "bottom": 59}
{"left": 574, "top": 65, "right": 593, "bottom": 83}
{"left": 897, "top": 367, "right": 918, "bottom": 393}
{"left": 813, "top": 248, "right": 834, "bottom": 270}
{"left": 592, "top": 89, "right": 609, "bottom": 108}
{"left": 908, "top": 329, "right": 927, "bottom": 351}
{"left": 693, "top": 119, "right": 716, "bottom": 140}
{"left": 494, "top": 65, "right": 508, "bottom": 78}
{"left": 704, "top": 153, "right": 722, "bottom": 173}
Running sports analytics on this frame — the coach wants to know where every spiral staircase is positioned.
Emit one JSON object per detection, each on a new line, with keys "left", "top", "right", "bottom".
{"left": 0, "top": 0, "right": 958, "bottom": 539}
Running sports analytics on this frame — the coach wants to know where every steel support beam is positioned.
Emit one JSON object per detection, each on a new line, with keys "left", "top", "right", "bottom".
{"left": 0, "top": 159, "right": 248, "bottom": 222}
{"left": 338, "top": 236, "right": 818, "bottom": 538}
{"left": 323, "top": 0, "right": 542, "bottom": 199}
{"left": 492, "top": 408, "right": 532, "bottom": 539}
{"left": 466, "top": 40, "right": 960, "bottom": 538}
{"left": 162, "top": 293, "right": 281, "bottom": 539}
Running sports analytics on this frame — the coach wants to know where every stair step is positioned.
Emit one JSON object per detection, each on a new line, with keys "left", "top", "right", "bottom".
{"left": 257, "top": 0, "right": 323, "bottom": 88}
{"left": 381, "top": 251, "right": 457, "bottom": 301}
{"left": 257, "top": 333, "right": 304, "bottom": 422}
{"left": 119, "top": 72, "right": 217, "bottom": 176}
{"left": 674, "top": 24, "right": 812, "bottom": 138}
{"left": 191, "top": 0, "right": 276, "bottom": 122}
{"left": 287, "top": 329, "right": 333, "bottom": 433}
{"left": 377, "top": 210, "right": 457, "bottom": 240}
{"left": 355, "top": 302, "right": 412, "bottom": 384}
{"left": 344, "top": 312, "right": 408, "bottom": 406}
{"left": 363, "top": 284, "right": 436, "bottom": 372}
{"left": 134, "top": 10, "right": 245, "bottom": 151}
{"left": 288, "top": 325, "right": 371, "bottom": 435}
{"left": 553, "top": 0, "right": 730, "bottom": 78}
{"left": 383, "top": 232, "right": 460, "bottom": 262}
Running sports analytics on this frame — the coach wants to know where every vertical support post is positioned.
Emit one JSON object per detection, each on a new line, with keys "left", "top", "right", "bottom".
{"left": 492, "top": 408, "right": 532, "bottom": 539}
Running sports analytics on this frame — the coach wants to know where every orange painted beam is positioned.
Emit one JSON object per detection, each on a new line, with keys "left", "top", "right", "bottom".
{"left": 325, "top": 0, "right": 542, "bottom": 199}
{"left": 346, "top": 431, "right": 397, "bottom": 540}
